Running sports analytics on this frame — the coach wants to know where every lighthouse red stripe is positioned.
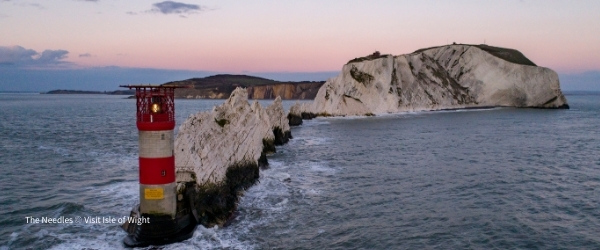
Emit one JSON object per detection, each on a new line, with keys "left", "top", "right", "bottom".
{"left": 139, "top": 156, "right": 175, "bottom": 185}
{"left": 137, "top": 121, "right": 175, "bottom": 131}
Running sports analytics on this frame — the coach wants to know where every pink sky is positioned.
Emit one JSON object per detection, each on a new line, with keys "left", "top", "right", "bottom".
{"left": 1, "top": 0, "right": 600, "bottom": 74}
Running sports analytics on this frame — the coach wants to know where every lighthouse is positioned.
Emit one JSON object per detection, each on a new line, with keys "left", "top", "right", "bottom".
{"left": 120, "top": 85, "right": 196, "bottom": 247}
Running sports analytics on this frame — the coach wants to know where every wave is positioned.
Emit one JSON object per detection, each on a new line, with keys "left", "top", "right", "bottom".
{"left": 315, "top": 107, "right": 505, "bottom": 120}
{"left": 3, "top": 202, "right": 85, "bottom": 218}
{"left": 309, "top": 164, "right": 337, "bottom": 175}
{"left": 47, "top": 231, "right": 127, "bottom": 250}
{"left": 297, "top": 119, "right": 330, "bottom": 126}
{"left": 288, "top": 136, "right": 329, "bottom": 146}
{"left": 162, "top": 225, "right": 256, "bottom": 250}
{"left": 46, "top": 160, "right": 298, "bottom": 249}
{"left": 88, "top": 178, "right": 134, "bottom": 188}
{"left": 159, "top": 160, "right": 297, "bottom": 250}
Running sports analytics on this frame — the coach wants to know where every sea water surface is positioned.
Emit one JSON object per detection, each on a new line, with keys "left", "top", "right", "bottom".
{"left": 0, "top": 93, "right": 599, "bottom": 249}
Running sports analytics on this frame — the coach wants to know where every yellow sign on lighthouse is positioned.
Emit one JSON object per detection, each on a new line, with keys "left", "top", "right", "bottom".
{"left": 144, "top": 188, "right": 164, "bottom": 200}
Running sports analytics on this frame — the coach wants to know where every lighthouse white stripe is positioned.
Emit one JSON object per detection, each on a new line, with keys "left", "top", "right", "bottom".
{"left": 139, "top": 130, "right": 174, "bottom": 158}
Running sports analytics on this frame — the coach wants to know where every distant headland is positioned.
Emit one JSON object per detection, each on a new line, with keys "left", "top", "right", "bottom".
{"left": 44, "top": 74, "right": 325, "bottom": 100}
{"left": 43, "top": 89, "right": 135, "bottom": 95}
{"left": 164, "top": 74, "right": 324, "bottom": 99}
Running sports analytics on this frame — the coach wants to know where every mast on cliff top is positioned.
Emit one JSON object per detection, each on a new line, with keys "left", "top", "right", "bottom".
{"left": 119, "top": 84, "right": 196, "bottom": 247}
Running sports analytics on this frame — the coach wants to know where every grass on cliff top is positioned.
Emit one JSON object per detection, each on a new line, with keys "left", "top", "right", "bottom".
{"left": 347, "top": 51, "right": 391, "bottom": 64}
{"left": 412, "top": 43, "right": 537, "bottom": 66}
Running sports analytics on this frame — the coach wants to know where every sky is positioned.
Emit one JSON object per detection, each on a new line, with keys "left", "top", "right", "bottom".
{"left": 1, "top": 0, "right": 599, "bottom": 91}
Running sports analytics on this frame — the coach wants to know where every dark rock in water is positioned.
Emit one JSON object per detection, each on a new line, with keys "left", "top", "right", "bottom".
{"left": 185, "top": 161, "right": 260, "bottom": 227}
{"left": 273, "top": 127, "right": 291, "bottom": 145}
{"left": 258, "top": 153, "right": 269, "bottom": 169}
{"left": 258, "top": 137, "right": 272, "bottom": 169}
{"left": 287, "top": 113, "right": 303, "bottom": 126}
{"left": 301, "top": 112, "right": 317, "bottom": 120}
{"left": 262, "top": 137, "right": 276, "bottom": 157}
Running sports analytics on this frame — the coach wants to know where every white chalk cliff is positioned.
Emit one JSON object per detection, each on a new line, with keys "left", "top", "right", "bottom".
{"left": 174, "top": 88, "right": 288, "bottom": 186}
{"left": 305, "top": 44, "right": 568, "bottom": 116}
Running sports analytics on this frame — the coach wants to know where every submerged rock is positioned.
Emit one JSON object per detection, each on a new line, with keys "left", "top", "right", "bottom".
{"left": 304, "top": 44, "right": 568, "bottom": 116}
{"left": 174, "top": 88, "right": 290, "bottom": 226}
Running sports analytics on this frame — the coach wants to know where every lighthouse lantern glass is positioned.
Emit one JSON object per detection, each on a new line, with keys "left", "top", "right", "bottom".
{"left": 121, "top": 85, "right": 178, "bottom": 131}
{"left": 151, "top": 102, "right": 161, "bottom": 113}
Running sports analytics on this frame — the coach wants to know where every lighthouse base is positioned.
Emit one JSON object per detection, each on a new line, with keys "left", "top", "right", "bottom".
{"left": 121, "top": 204, "right": 197, "bottom": 248}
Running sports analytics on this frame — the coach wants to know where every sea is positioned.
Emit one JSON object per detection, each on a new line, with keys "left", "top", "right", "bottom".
{"left": 0, "top": 92, "right": 599, "bottom": 249}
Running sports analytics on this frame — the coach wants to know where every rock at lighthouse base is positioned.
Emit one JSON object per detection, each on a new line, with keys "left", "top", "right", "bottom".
{"left": 174, "top": 87, "right": 291, "bottom": 226}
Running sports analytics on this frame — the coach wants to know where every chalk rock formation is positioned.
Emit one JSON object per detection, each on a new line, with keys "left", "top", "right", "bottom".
{"left": 247, "top": 82, "right": 323, "bottom": 99}
{"left": 174, "top": 88, "right": 295, "bottom": 226}
{"left": 265, "top": 96, "right": 292, "bottom": 144}
{"left": 287, "top": 102, "right": 319, "bottom": 126}
{"left": 287, "top": 102, "right": 304, "bottom": 126}
{"left": 305, "top": 44, "right": 568, "bottom": 116}
{"left": 175, "top": 88, "right": 274, "bottom": 186}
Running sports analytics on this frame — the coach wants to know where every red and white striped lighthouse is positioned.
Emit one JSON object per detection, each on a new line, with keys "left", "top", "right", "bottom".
{"left": 130, "top": 85, "right": 177, "bottom": 217}
{"left": 120, "top": 85, "right": 196, "bottom": 247}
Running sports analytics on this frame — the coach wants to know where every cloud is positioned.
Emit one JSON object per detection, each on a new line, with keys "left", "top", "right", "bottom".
{"left": 38, "top": 50, "right": 68, "bottom": 63}
{"left": 0, "top": 46, "right": 38, "bottom": 64}
{"left": 0, "top": 1, "right": 46, "bottom": 9}
{"left": 151, "top": 1, "right": 202, "bottom": 15}
{"left": 79, "top": 53, "right": 92, "bottom": 58}
{"left": 0, "top": 45, "right": 70, "bottom": 68}
{"left": 0, "top": 66, "right": 217, "bottom": 91}
{"left": 29, "top": 3, "right": 44, "bottom": 9}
